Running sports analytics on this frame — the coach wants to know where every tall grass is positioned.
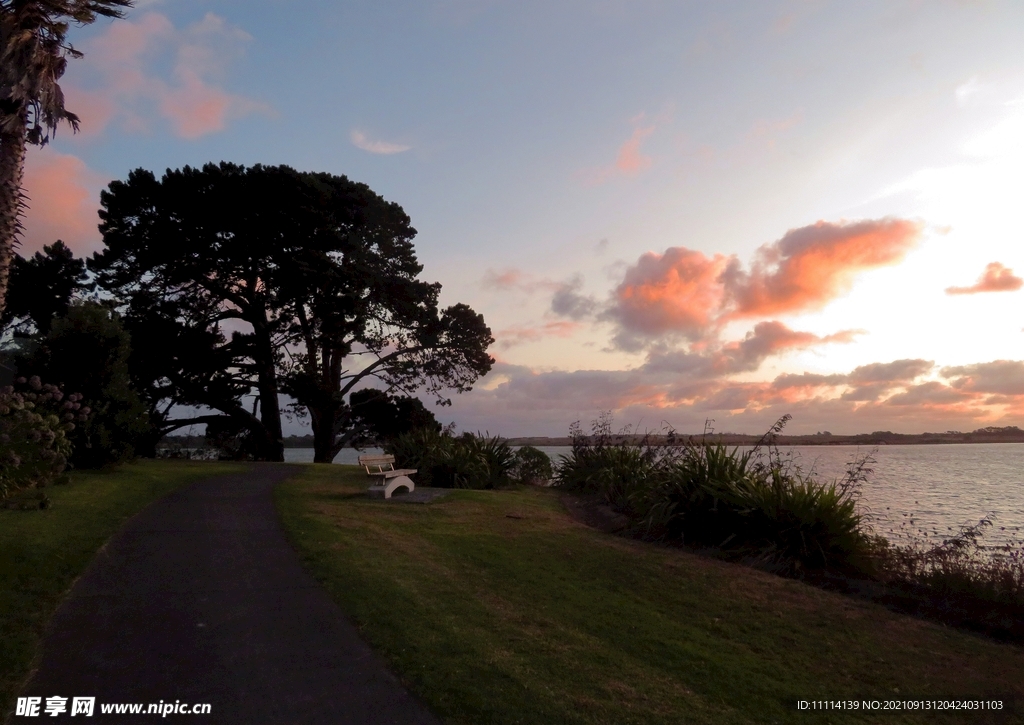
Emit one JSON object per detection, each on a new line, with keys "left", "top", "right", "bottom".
{"left": 870, "top": 518, "right": 1024, "bottom": 639}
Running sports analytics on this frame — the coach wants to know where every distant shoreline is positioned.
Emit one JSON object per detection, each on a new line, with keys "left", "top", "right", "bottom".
{"left": 160, "top": 425, "right": 1024, "bottom": 449}
{"left": 504, "top": 426, "right": 1024, "bottom": 448}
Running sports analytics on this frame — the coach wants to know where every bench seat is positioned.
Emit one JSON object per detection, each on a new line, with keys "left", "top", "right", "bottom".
{"left": 369, "top": 468, "right": 418, "bottom": 479}
{"left": 358, "top": 454, "right": 416, "bottom": 499}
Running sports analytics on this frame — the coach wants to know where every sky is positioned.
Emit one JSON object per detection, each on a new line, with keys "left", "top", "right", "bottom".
{"left": 19, "top": 0, "right": 1024, "bottom": 437}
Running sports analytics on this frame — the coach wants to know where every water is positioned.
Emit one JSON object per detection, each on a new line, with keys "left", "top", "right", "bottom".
{"left": 285, "top": 443, "right": 1024, "bottom": 549}
{"left": 283, "top": 447, "right": 383, "bottom": 464}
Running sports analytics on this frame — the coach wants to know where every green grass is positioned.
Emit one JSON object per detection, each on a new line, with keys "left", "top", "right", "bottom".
{"left": 276, "top": 465, "right": 1024, "bottom": 725}
{"left": 0, "top": 460, "right": 245, "bottom": 716}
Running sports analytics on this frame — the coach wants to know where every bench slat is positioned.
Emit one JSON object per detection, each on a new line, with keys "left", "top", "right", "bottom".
{"left": 367, "top": 468, "right": 417, "bottom": 478}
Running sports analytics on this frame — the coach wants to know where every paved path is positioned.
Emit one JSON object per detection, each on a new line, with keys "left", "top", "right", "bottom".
{"left": 19, "top": 466, "right": 440, "bottom": 724}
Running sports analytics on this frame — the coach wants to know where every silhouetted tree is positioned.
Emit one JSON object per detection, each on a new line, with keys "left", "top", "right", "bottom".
{"left": 1, "top": 240, "right": 88, "bottom": 336}
{"left": 347, "top": 389, "right": 441, "bottom": 447}
{"left": 91, "top": 163, "right": 493, "bottom": 462}
{"left": 0, "top": 0, "right": 132, "bottom": 316}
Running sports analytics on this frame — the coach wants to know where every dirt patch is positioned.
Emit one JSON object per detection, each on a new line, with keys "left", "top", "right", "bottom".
{"left": 560, "top": 492, "right": 631, "bottom": 534}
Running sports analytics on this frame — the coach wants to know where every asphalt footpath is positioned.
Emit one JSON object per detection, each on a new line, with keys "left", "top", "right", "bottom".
{"left": 16, "top": 465, "right": 440, "bottom": 724}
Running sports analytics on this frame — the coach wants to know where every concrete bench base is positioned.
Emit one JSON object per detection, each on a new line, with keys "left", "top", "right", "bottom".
{"left": 367, "top": 475, "right": 415, "bottom": 500}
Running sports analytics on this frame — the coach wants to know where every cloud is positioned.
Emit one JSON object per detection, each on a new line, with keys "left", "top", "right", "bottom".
{"left": 21, "top": 149, "right": 109, "bottom": 255}
{"left": 609, "top": 246, "right": 732, "bottom": 345}
{"left": 942, "top": 360, "right": 1024, "bottom": 396}
{"left": 481, "top": 268, "right": 560, "bottom": 295}
{"left": 581, "top": 117, "right": 657, "bottom": 185}
{"left": 841, "top": 359, "right": 935, "bottom": 401}
{"left": 550, "top": 275, "right": 599, "bottom": 320}
{"left": 604, "top": 218, "right": 922, "bottom": 349}
{"left": 66, "top": 12, "right": 268, "bottom": 139}
{"left": 723, "top": 218, "right": 923, "bottom": 318}
{"left": 614, "top": 125, "right": 654, "bottom": 174}
{"left": 847, "top": 359, "right": 935, "bottom": 384}
{"left": 350, "top": 130, "right": 412, "bottom": 155}
{"left": 445, "top": 354, "right": 1023, "bottom": 437}
{"left": 713, "top": 321, "right": 862, "bottom": 374}
{"left": 945, "top": 262, "right": 1023, "bottom": 295}
{"left": 955, "top": 76, "right": 982, "bottom": 107}
{"left": 495, "top": 321, "right": 581, "bottom": 349}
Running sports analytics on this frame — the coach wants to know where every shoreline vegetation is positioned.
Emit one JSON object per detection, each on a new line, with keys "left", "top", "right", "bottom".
{"left": 545, "top": 415, "right": 1024, "bottom": 644}
{"left": 505, "top": 424, "right": 1024, "bottom": 448}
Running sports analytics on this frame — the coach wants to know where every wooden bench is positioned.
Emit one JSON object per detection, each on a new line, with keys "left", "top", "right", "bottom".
{"left": 358, "top": 454, "right": 417, "bottom": 499}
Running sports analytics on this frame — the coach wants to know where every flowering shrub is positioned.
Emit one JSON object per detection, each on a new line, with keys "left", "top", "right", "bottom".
{"left": 0, "top": 376, "right": 89, "bottom": 506}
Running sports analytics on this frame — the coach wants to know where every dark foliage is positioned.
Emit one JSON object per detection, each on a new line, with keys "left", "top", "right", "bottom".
{"left": 91, "top": 162, "right": 493, "bottom": 463}
{"left": 16, "top": 301, "right": 148, "bottom": 467}
{"left": 385, "top": 428, "right": 515, "bottom": 489}
{"left": 348, "top": 389, "right": 441, "bottom": 445}
{"left": 555, "top": 415, "right": 871, "bottom": 574}
{"left": 0, "top": 240, "right": 88, "bottom": 336}
{"left": 511, "top": 445, "right": 553, "bottom": 484}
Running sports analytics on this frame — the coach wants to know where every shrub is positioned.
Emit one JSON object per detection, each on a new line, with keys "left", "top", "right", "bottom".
{"left": 0, "top": 378, "right": 85, "bottom": 505}
{"left": 555, "top": 414, "right": 872, "bottom": 573}
{"left": 870, "top": 519, "right": 1024, "bottom": 638}
{"left": 15, "top": 302, "right": 150, "bottom": 468}
{"left": 511, "top": 445, "right": 553, "bottom": 485}
{"left": 385, "top": 428, "right": 515, "bottom": 489}
{"left": 554, "top": 415, "right": 668, "bottom": 515}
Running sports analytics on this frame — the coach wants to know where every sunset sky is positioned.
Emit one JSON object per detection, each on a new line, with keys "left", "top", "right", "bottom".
{"left": 21, "top": 0, "right": 1024, "bottom": 437}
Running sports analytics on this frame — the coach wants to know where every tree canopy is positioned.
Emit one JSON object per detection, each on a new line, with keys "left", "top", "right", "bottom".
{"left": 90, "top": 162, "right": 493, "bottom": 462}
{"left": 1, "top": 240, "right": 88, "bottom": 336}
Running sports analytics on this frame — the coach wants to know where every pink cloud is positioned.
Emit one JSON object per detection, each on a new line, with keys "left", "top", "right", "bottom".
{"left": 64, "top": 12, "right": 268, "bottom": 139}
{"left": 581, "top": 118, "right": 657, "bottom": 185}
{"left": 712, "top": 321, "right": 862, "bottom": 373}
{"left": 615, "top": 125, "right": 654, "bottom": 174}
{"left": 21, "top": 149, "right": 109, "bottom": 256}
{"left": 612, "top": 247, "right": 732, "bottom": 342}
{"left": 444, "top": 355, "right": 1022, "bottom": 437}
{"left": 606, "top": 218, "right": 923, "bottom": 349}
{"left": 496, "top": 321, "right": 581, "bottom": 349}
{"left": 945, "top": 262, "right": 1023, "bottom": 295}
{"left": 481, "top": 268, "right": 560, "bottom": 294}
{"left": 724, "top": 218, "right": 923, "bottom": 318}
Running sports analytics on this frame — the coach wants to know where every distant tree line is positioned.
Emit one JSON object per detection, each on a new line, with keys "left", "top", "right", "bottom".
{"left": 1, "top": 163, "right": 493, "bottom": 469}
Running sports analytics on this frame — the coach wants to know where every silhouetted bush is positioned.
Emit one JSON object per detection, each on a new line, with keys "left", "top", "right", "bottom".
{"left": 511, "top": 445, "right": 553, "bottom": 485}
{"left": 17, "top": 302, "right": 150, "bottom": 468}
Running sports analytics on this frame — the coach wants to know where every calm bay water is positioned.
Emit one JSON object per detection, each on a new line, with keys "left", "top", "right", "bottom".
{"left": 286, "top": 443, "right": 1024, "bottom": 549}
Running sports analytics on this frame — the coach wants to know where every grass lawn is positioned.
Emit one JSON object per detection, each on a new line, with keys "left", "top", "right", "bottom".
{"left": 0, "top": 460, "right": 245, "bottom": 718}
{"left": 276, "top": 465, "right": 1024, "bottom": 725}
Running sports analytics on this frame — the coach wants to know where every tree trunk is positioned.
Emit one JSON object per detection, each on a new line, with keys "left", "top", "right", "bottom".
{"left": 0, "top": 115, "right": 27, "bottom": 319}
{"left": 311, "top": 407, "right": 336, "bottom": 463}
{"left": 252, "top": 324, "right": 285, "bottom": 461}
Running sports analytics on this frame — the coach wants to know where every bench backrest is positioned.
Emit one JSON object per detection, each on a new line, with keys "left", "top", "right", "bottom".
{"left": 358, "top": 454, "right": 396, "bottom": 473}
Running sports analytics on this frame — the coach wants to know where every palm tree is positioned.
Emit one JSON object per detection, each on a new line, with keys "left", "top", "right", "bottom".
{"left": 0, "top": 0, "right": 131, "bottom": 316}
